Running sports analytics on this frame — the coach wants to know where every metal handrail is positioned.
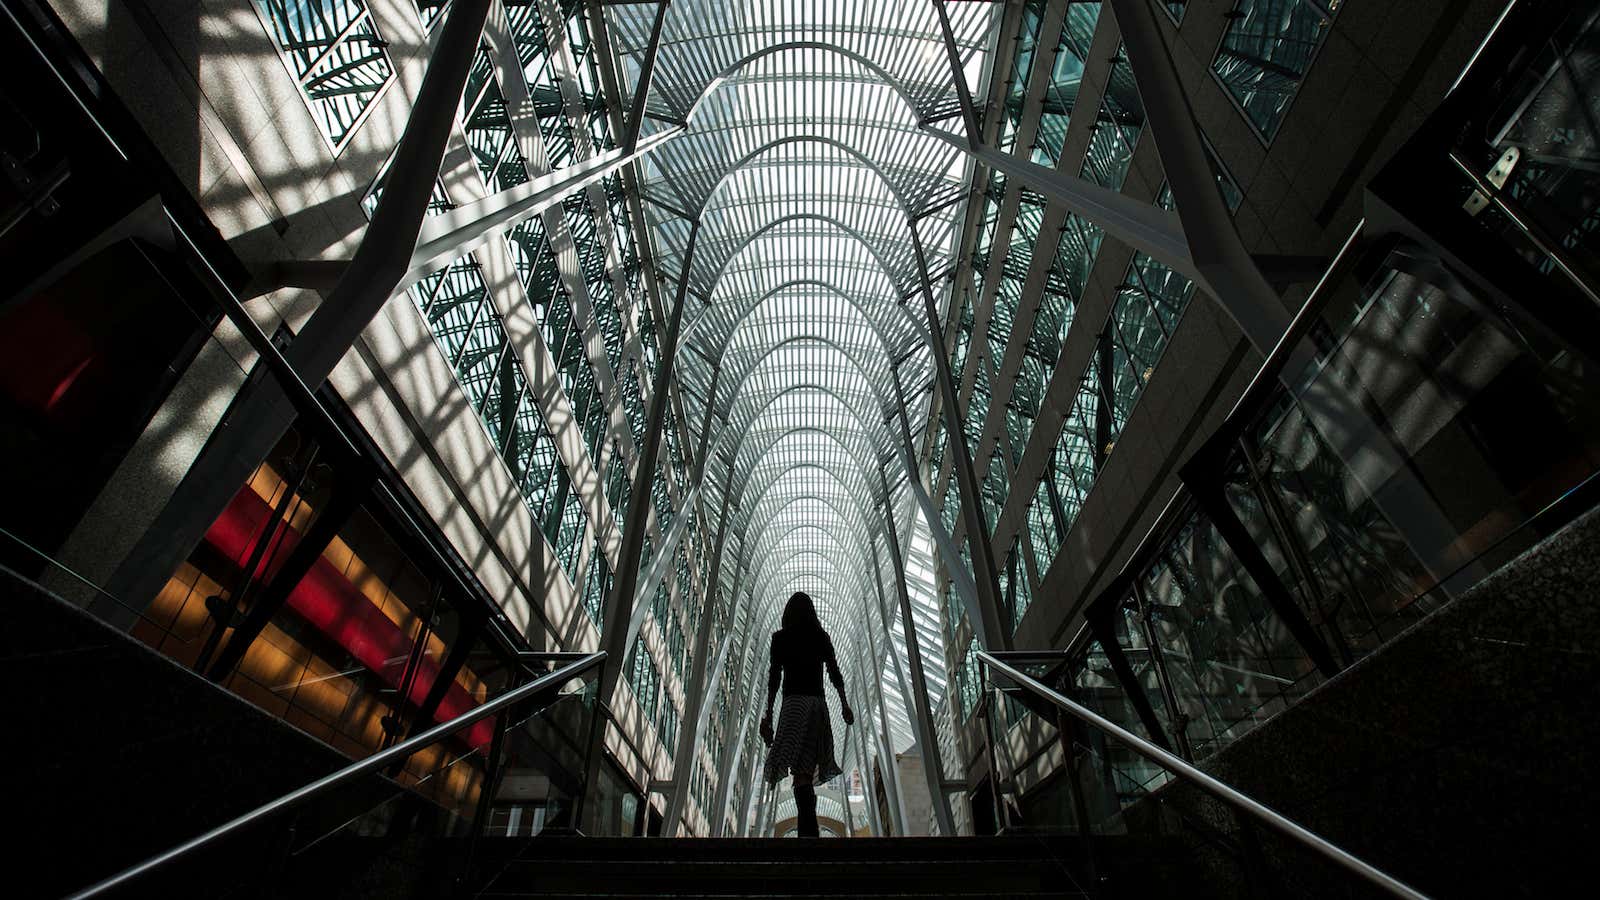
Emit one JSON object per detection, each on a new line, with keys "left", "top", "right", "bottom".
{"left": 977, "top": 651, "right": 1430, "bottom": 900}
{"left": 68, "top": 651, "right": 607, "bottom": 899}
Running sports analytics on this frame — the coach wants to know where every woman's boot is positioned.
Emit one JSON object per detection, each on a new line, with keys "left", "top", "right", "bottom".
{"left": 794, "top": 784, "right": 819, "bottom": 837}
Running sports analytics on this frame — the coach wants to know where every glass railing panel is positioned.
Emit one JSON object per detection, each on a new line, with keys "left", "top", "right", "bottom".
{"left": 1138, "top": 505, "right": 1324, "bottom": 762}
{"left": 1, "top": 524, "right": 197, "bottom": 651}
{"left": 1100, "top": 596, "right": 1188, "bottom": 754}
{"left": 979, "top": 655, "right": 1426, "bottom": 899}
{"left": 63, "top": 654, "right": 603, "bottom": 897}
{"left": 0, "top": 183, "right": 567, "bottom": 814}
{"left": 0, "top": 227, "right": 259, "bottom": 614}
{"left": 1132, "top": 235, "right": 1600, "bottom": 765}
{"left": 1068, "top": 643, "right": 1173, "bottom": 805}
{"left": 304, "top": 660, "right": 600, "bottom": 852}
{"left": 1249, "top": 241, "right": 1600, "bottom": 658}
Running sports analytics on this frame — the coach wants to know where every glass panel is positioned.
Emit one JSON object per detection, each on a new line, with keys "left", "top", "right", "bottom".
{"left": 1212, "top": 0, "right": 1341, "bottom": 140}
{"left": 1139, "top": 504, "right": 1324, "bottom": 760}
{"left": 1034, "top": 3, "right": 1098, "bottom": 164}
{"left": 140, "top": 428, "right": 518, "bottom": 774}
{"left": 461, "top": 46, "right": 531, "bottom": 190}
{"left": 252, "top": 0, "right": 396, "bottom": 148}
{"left": 1245, "top": 243, "right": 1600, "bottom": 660}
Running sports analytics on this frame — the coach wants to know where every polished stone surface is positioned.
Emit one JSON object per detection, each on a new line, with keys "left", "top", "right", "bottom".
{"left": 1148, "top": 504, "right": 1600, "bottom": 897}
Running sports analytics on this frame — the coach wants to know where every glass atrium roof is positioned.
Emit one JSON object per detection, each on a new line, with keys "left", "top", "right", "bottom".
{"left": 603, "top": 0, "right": 999, "bottom": 751}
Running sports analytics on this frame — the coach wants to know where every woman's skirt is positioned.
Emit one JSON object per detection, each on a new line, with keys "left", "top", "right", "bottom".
{"left": 762, "top": 694, "right": 843, "bottom": 787}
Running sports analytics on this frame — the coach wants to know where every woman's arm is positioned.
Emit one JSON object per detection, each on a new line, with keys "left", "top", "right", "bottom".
{"left": 823, "top": 633, "right": 854, "bottom": 725}
{"left": 761, "top": 633, "right": 781, "bottom": 744}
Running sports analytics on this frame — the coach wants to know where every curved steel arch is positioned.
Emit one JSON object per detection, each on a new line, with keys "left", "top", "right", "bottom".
{"left": 749, "top": 537, "right": 874, "bottom": 615}
{"left": 714, "top": 423, "right": 881, "bottom": 515}
{"left": 681, "top": 274, "right": 928, "bottom": 412}
{"left": 714, "top": 431, "right": 885, "bottom": 579}
{"left": 707, "top": 371, "right": 908, "bottom": 522}
{"left": 705, "top": 331, "right": 910, "bottom": 446}
{"left": 682, "top": 277, "right": 906, "bottom": 356}
{"left": 720, "top": 483, "right": 883, "bottom": 614}
{"left": 714, "top": 418, "right": 882, "bottom": 509}
{"left": 710, "top": 334, "right": 898, "bottom": 433}
{"left": 739, "top": 497, "right": 880, "bottom": 595}
{"left": 721, "top": 458, "right": 888, "bottom": 618}
{"left": 598, "top": 2, "right": 1000, "bottom": 838}
{"left": 683, "top": 40, "right": 929, "bottom": 125}
{"left": 698, "top": 350, "right": 928, "bottom": 629}
{"left": 706, "top": 382, "right": 894, "bottom": 491}
{"left": 731, "top": 483, "right": 881, "bottom": 583}
{"left": 746, "top": 544, "right": 873, "bottom": 654}
{"left": 694, "top": 211, "right": 915, "bottom": 299}
{"left": 736, "top": 528, "right": 876, "bottom": 656}
{"left": 710, "top": 424, "right": 885, "bottom": 539}
{"left": 696, "top": 134, "right": 923, "bottom": 221}
{"left": 733, "top": 459, "right": 874, "bottom": 510}
{"left": 729, "top": 467, "right": 881, "bottom": 553}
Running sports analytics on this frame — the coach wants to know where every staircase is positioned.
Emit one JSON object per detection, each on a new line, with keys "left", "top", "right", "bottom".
{"left": 21, "top": 503, "right": 1599, "bottom": 898}
{"left": 470, "top": 834, "right": 1201, "bottom": 899}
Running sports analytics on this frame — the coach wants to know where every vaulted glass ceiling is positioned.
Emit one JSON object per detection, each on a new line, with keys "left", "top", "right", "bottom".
{"left": 602, "top": 0, "right": 999, "bottom": 750}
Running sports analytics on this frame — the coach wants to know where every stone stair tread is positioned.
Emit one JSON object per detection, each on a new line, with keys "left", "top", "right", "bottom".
{"left": 504, "top": 856, "right": 1070, "bottom": 868}
{"left": 506, "top": 835, "right": 1102, "bottom": 860}
{"left": 476, "top": 883, "right": 1088, "bottom": 890}
{"left": 474, "top": 833, "right": 1150, "bottom": 898}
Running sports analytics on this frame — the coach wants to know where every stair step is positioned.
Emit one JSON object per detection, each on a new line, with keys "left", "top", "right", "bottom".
{"left": 506, "top": 835, "right": 1088, "bottom": 862}
{"left": 459, "top": 832, "right": 1207, "bottom": 899}
{"left": 502, "top": 858, "right": 1068, "bottom": 872}
{"left": 473, "top": 835, "right": 1117, "bottom": 898}
{"left": 484, "top": 858, "right": 1072, "bottom": 895}
{"left": 483, "top": 890, "right": 1088, "bottom": 896}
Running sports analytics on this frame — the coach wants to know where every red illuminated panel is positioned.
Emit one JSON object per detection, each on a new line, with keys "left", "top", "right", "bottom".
{"left": 204, "top": 487, "right": 493, "bottom": 749}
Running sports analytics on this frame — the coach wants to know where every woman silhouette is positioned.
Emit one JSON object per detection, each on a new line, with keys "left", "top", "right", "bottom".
{"left": 760, "top": 591, "right": 854, "bottom": 837}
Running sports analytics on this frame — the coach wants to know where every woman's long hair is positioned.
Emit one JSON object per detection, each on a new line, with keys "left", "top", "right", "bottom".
{"left": 781, "top": 591, "right": 822, "bottom": 634}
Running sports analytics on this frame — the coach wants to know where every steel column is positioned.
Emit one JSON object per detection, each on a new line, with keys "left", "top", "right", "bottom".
{"left": 710, "top": 713, "right": 750, "bottom": 836}
{"left": 692, "top": 364, "right": 721, "bottom": 482}
{"left": 877, "top": 471, "right": 958, "bottom": 837}
{"left": 405, "top": 126, "right": 681, "bottom": 286}
{"left": 1131, "top": 577, "right": 1193, "bottom": 761}
{"left": 925, "top": 125, "right": 1200, "bottom": 282}
{"left": 662, "top": 486, "right": 735, "bottom": 833}
{"left": 205, "top": 462, "right": 375, "bottom": 682}
{"left": 886, "top": 367, "right": 991, "bottom": 650}
{"left": 622, "top": 481, "right": 700, "bottom": 654}
{"left": 1180, "top": 443, "right": 1340, "bottom": 678}
{"left": 854, "top": 734, "right": 880, "bottom": 836}
{"left": 863, "top": 603, "right": 910, "bottom": 836}
{"left": 191, "top": 437, "right": 319, "bottom": 674}
{"left": 931, "top": 0, "right": 982, "bottom": 146}
{"left": 585, "top": 220, "right": 701, "bottom": 828}
{"left": 752, "top": 773, "right": 772, "bottom": 837}
{"left": 839, "top": 725, "right": 857, "bottom": 836}
{"left": 866, "top": 531, "right": 927, "bottom": 809}
{"left": 908, "top": 219, "right": 1010, "bottom": 651}
{"left": 737, "top": 748, "right": 761, "bottom": 836}
{"left": 1082, "top": 579, "right": 1175, "bottom": 752}
{"left": 623, "top": 0, "right": 671, "bottom": 153}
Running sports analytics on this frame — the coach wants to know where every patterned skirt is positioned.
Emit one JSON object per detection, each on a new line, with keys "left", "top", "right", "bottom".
{"left": 763, "top": 694, "right": 843, "bottom": 787}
